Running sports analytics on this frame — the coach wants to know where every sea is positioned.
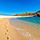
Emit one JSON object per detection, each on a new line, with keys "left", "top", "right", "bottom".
{"left": 17, "top": 17, "right": 40, "bottom": 24}
{"left": 10, "top": 16, "right": 40, "bottom": 28}
{"left": 17, "top": 17, "right": 40, "bottom": 27}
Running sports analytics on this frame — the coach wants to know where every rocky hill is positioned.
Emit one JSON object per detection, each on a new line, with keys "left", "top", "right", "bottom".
{"left": 15, "top": 11, "right": 40, "bottom": 17}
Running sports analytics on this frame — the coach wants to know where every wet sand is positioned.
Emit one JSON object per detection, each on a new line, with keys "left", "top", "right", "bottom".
{"left": 0, "top": 18, "right": 40, "bottom": 40}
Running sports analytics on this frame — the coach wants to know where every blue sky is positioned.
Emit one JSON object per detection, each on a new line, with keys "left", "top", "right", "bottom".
{"left": 0, "top": 0, "right": 40, "bottom": 15}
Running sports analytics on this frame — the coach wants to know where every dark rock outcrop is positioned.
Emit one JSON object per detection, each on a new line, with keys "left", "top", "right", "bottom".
{"left": 36, "top": 11, "right": 40, "bottom": 17}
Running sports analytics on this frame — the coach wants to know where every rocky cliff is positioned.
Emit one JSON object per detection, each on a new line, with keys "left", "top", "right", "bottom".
{"left": 15, "top": 11, "right": 40, "bottom": 17}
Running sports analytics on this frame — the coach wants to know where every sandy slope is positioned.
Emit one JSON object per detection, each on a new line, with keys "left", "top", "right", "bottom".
{"left": 0, "top": 18, "right": 40, "bottom": 40}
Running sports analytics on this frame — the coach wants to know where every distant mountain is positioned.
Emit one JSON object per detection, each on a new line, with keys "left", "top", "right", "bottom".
{"left": 15, "top": 10, "right": 40, "bottom": 17}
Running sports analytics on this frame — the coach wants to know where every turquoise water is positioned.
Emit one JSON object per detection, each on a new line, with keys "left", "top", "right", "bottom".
{"left": 17, "top": 17, "right": 40, "bottom": 24}
{"left": 10, "top": 17, "right": 40, "bottom": 28}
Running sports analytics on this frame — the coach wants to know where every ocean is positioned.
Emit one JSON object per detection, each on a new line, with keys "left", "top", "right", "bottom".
{"left": 10, "top": 16, "right": 40, "bottom": 28}
{"left": 17, "top": 17, "right": 40, "bottom": 24}
{"left": 16, "top": 17, "right": 40, "bottom": 28}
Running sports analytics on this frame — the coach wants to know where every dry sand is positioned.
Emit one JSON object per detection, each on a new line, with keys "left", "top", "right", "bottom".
{"left": 0, "top": 18, "right": 40, "bottom": 40}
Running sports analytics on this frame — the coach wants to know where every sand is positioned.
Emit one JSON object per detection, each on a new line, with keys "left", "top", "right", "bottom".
{"left": 0, "top": 18, "right": 40, "bottom": 40}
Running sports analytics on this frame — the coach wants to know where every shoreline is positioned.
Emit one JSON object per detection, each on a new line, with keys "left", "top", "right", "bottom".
{"left": 0, "top": 18, "right": 40, "bottom": 40}
{"left": 10, "top": 18, "right": 40, "bottom": 27}
{"left": 10, "top": 18, "right": 40, "bottom": 40}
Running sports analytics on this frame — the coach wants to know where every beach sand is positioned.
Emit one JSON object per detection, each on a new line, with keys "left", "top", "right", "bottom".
{"left": 0, "top": 18, "right": 40, "bottom": 40}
